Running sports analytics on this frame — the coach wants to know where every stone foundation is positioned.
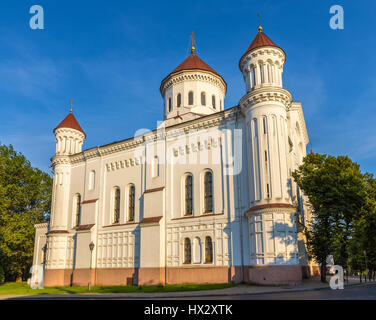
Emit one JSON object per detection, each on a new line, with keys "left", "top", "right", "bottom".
{"left": 44, "top": 265, "right": 304, "bottom": 287}
{"left": 246, "top": 265, "right": 303, "bottom": 285}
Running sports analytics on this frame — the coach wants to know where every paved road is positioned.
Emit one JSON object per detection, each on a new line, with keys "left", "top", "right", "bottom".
{"left": 5, "top": 282, "right": 376, "bottom": 300}
{"left": 163, "top": 283, "right": 376, "bottom": 300}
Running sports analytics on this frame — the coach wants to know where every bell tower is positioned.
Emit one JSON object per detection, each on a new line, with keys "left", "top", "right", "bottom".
{"left": 239, "top": 21, "right": 301, "bottom": 284}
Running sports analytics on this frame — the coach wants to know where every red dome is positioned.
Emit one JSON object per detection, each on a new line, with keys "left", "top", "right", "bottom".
{"left": 239, "top": 30, "right": 283, "bottom": 69}
{"left": 170, "top": 51, "right": 221, "bottom": 77}
{"left": 161, "top": 49, "right": 226, "bottom": 92}
{"left": 54, "top": 112, "right": 85, "bottom": 136}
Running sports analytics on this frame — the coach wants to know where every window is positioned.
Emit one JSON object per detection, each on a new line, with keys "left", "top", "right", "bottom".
{"left": 128, "top": 185, "right": 135, "bottom": 221}
{"left": 74, "top": 194, "right": 81, "bottom": 226}
{"left": 113, "top": 187, "right": 120, "bottom": 223}
{"left": 260, "top": 64, "right": 265, "bottom": 83}
{"left": 204, "top": 171, "right": 213, "bottom": 213}
{"left": 89, "top": 170, "right": 95, "bottom": 190}
{"left": 263, "top": 117, "right": 267, "bottom": 134}
{"left": 177, "top": 93, "right": 181, "bottom": 107}
{"left": 212, "top": 95, "right": 216, "bottom": 109}
{"left": 185, "top": 174, "right": 193, "bottom": 216}
{"left": 168, "top": 97, "right": 172, "bottom": 112}
{"left": 251, "top": 67, "right": 256, "bottom": 87}
{"left": 152, "top": 156, "right": 159, "bottom": 177}
{"left": 201, "top": 92, "right": 206, "bottom": 106}
{"left": 184, "top": 238, "right": 191, "bottom": 264}
{"left": 188, "top": 91, "right": 194, "bottom": 105}
{"left": 220, "top": 100, "right": 222, "bottom": 109}
{"left": 205, "top": 236, "right": 213, "bottom": 263}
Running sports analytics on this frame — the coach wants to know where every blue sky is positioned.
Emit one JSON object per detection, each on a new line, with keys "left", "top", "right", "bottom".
{"left": 0, "top": 0, "right": 375, "bottom": 175}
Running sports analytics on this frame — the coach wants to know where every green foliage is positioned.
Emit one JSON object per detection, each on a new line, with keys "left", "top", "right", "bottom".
{"left": 0, "top": 143, "right": 52, "bottom": 282}
{"left": 293, "top": 153, "right": 366, "bottom": 281}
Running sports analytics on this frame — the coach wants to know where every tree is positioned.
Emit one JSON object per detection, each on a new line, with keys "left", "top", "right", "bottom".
{"left": 0, "top": 143, "right": 52, "bottom": 281}
{"left": 350, "top": 173, "right": 376, "bottom": 280}
{"left": 292, "top": 153, "right": 366, "bottom": 282}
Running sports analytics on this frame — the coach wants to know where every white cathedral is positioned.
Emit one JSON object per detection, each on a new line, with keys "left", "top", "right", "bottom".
{"left": 33, "top": 24, "right": 318, "bottom": 287}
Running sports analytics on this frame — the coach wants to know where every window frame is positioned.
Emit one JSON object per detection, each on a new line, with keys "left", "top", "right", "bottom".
{"left": 112, "top": 186, "right": 121, "bottom": 224}
{"left": 184, "top": 238, "right": 192, "bottom": 264}
{"left": 203, "top": 170, "right": 213, "bottom": 214}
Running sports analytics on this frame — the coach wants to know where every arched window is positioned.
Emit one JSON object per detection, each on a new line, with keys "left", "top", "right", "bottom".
{"left": 204, "top": 171, "right": 213, "bottom": 213}
{"left": 188, "top": 91, "right": 194, "bottom": 105}
{"left": 177, "top": 93, "right": 181, "bottom": 107}
{"left": 128, "top": 185, "right": 135, "bottom": 221}
{"left": 113, "top": 187, "right": 120, "bottom": 223}
{"left": 89, "top": 170, "right": 95, "bottom": 190}
{"left": 185, "top": 174, "right": 193, "bottom": 216}
{"left": 74, "top": 194, "right": 81, "bottom": 226}
{"left": 260, "top": 64, "right": 265, "bottom": 83}
{"left": 168, "top": 97, "right": 172, "bottom": 112}
{"left": 201, "top": 92, "right": 206, "bottom": 106}
{"left": 184, "top": 238, "right": 191, "bottom": 264}
{"left": 212, "top": 95, "right": 216, "bottom": 109}
{"left": 251, "top": 67, "right": 256, "bottom": 87}
{"left": 205, "top": 236, "right": 213, "bottom": 263}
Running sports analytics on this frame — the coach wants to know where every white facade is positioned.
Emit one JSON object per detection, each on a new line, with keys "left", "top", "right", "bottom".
{"left": 33, "top": 28, "right": 313, "bottom": 286}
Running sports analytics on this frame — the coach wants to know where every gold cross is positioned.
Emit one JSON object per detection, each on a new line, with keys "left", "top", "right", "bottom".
{"left": 257, "top": 12, "right": 263, "bottom": 32}
{"left": 70, "top": 99, "right": 74, "bottom": 113}
{"left": 190, "top": 32, "right": 196, "bottom": 53}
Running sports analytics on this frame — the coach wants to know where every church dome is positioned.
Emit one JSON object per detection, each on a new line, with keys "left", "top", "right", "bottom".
{"left": 160, "top": 44, "right": 227, "bottom": 125}
{"left": 161, "top": 48, "right": 225, "bottom": 90}
{"left": 54, "top": 112, "right": 86, "bottom": 137}
{"left": 242, "top": 31, "right": 280, "bottom": 56}
{"left": 239, "top": 26, "right": 285, "bottom": 71}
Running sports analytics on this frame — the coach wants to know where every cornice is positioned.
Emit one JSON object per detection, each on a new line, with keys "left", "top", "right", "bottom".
{"left": 239, "top": 87, "right": 292, "bottom": 111}
{"left": 51, "top": 155, "right": 71, "bottom": 166}
{"left": 160, "top": 69, "right": 227, "bottom": 95}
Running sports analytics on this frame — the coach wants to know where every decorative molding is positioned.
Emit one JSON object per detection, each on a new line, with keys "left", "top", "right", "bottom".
{"left": 144, "top": 187, "right": 165, "bottom": 194}
{"left": 47, "top": 230, "right": 69, "bottom": 235}
{"left": 160, "top": 69, "right": 227, "bottom": 95}
{"left": 81, "top": 198, "right": 98, "bottom": 204}
{"left": 75, "top": 224, "right": 95, "bottom": 231}
{"left": 171, "top": 213, "right": 224, "bottom": 221}
{"left": 140, "top": 216, "right": 163, "bottom": 224}
{"left": 239, "top": 87, "right": 292, "bottom": 110}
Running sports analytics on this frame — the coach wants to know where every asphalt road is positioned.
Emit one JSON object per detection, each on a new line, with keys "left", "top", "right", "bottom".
{"left": 6, "top": 282, "right": 376, "bottom": 300}
{"left": 167, "top": 283, "right": 376, "bottom": 300}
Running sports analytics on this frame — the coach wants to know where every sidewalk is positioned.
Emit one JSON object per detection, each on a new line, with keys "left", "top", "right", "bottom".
{"left": 0, "top": 276, "right": 369, "bottom": 300}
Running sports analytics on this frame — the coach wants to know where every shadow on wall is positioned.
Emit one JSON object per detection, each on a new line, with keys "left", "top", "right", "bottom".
{"left": 131, "top": 225, "right": 141, "bottom": 285}
{"left": 70, "top": 234, "right": 78, "bottom": 286}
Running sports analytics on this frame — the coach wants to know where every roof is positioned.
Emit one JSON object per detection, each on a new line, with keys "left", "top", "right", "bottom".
{"left": 54, "top": 112, "right": 86, "bottom": 136}
{"left": 239, "top": 29, "right": 284, "bottom": 69}
{"left": 161, "top": 49, "right": 226, "bottom": 91}
{"left": 244, "top": 31, "right": 280, "bottom": 53}
{"left": 171, "top": 51, "right": 221, "bottom": 77}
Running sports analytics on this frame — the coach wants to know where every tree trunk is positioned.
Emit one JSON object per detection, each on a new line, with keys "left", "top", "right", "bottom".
{"left": 320, "top": 261, "right": 327, "bottom": 283}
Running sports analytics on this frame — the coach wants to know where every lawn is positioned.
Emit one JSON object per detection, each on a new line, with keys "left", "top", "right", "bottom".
{"left": 0, "top": 282, "right": 235, "bottom": 295}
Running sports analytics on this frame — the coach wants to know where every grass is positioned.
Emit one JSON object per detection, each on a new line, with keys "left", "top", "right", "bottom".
{"left": 0, "top": 282, "right": 236, "bottom": 295}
